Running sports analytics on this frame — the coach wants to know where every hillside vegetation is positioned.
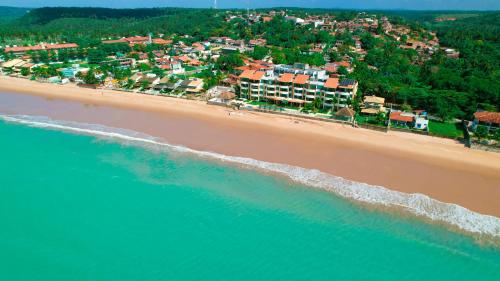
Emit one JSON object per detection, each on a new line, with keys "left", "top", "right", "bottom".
{"left": 0, "top": 7, "right": 498, "bottom": 118}
{"left": 0, "top": 6, "right": 30, "bottom": 22}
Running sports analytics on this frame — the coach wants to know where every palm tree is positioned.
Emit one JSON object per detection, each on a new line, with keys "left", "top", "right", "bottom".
{"left": 312, "top": 97, "right": 323, "bottom": 112}
{"left": 332, "top": 95, "right": 339, "bottom": 112}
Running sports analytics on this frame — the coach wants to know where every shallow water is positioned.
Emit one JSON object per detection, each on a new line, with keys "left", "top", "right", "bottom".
{"left": 0, "top": 117, "right": 499, "bottom": 281}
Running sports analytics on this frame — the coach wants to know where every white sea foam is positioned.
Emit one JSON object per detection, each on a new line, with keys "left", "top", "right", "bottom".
{"left": 2, "top": 114, "right": 500, "bottom": 238}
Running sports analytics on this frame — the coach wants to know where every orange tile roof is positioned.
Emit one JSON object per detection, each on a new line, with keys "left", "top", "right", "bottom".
{"left": 324, "top": 65, "right": 337, "bottom": 73}
{"left": 5, "top": 43, "right": 78, "bottom": 53}
{"left": 235, "top": 66, "right": 251, "bottom": 71}
{"left": 5, "top": 45, "right": 43, "bottom": 52}
{"left": 239, "top": 70, "right": 255, "bottom": 79}
{"left": 152, "top": 38, "right": 173, "bottom": 45}
{"left": 192, "top": 42, "right": 205, "bottom": 51}
{"left": 124, "top": 36, "right": 149, "bottom": 42}
{"left": 474, "top": 111, "right": 500, "bottom": 124}
{"left": 324, "top": 78, "right": 339, "bottom": 89}
{"left": 278, "top": 73, "right": 294, "bottom": 83}
{"left": 293, "top": 74, "right": 310, "bottom": 85}
{"left": 175, "top": 55, "right": 191, "bottom": 63}
{"left": 335, "top": 61, "right": 351, "bottom": 68}
{"left": 390, "top": 112, "right": 414, "bottom": 123}
{"left": 45, "top": 43, "right": 78, "bottom": 50}
{"left": 251, "top": 71, "right": 265, "bottom": 81}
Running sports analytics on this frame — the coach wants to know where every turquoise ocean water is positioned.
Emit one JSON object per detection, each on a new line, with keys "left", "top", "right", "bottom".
{"left": 0, "top": 116, "right": 499, "bottom": 281}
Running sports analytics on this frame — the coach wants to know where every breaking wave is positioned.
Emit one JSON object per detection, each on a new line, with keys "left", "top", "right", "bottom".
{"left": 1, "top": 114, "right": 500, "bottom": 239}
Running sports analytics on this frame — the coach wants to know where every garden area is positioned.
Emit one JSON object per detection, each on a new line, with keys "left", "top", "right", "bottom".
{"left": 428, "top": 120, "right": 464, "bottom": 139}
{"left": 355, "top": 114, "right": 386, "bottom": 127}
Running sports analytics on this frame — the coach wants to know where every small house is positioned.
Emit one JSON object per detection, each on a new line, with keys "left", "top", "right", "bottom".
{"left": 361, "top": 95, "right": 386, "bottom": 115}
{"left": 473, "top": 111, "right": 500, "bottom": 132}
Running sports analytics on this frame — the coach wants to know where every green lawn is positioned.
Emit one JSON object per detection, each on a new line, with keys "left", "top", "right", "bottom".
{"left": 249, "top": 100, "right": 301, "bottom": 111}
{"left": 428, "top": 120, "right": 463, "bottom": 139}
{"left": 355, "top": 115, "right": 386, "bottom": 126}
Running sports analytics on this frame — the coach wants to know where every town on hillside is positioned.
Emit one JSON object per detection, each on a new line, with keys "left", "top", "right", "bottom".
{"left": 0, "top": 9, "right": 498, "bottom": 149}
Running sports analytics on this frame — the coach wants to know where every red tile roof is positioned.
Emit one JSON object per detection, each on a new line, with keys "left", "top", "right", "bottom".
{"left": 192, "top": 42, "right": 205, "bottom": 51}
{"left": 45, "top": 43, "right": 78, "bottom": 50}
{"left": 124, "top": 36, "right": 149, "bottom": 43}
{"left": 390, "top": 112, "right": 414, "bottom": 123}
{"left": 152, "top": 38, "right": 173, "bottom": 45}
{"left": 324, "top": 78, "right": 339, "bottom": 89}
{"left": 5, "top": 45, "right": 43, "bottom": 52}
{"left": 324, "top": 65, "right": 337, "bottom": 73}
{"left": 293, "top": 74, "right": 310, "bottom": 85}
{"left": 335, "top": 61, "right": 351, "bottom": 68}
{"left": 474, "top": 111, "right": 500, "bottom": 124}
{"left": 239, "top": 70, "right": 255, "bottom": 79}
{"left": 278, "top": 73, "right": 294, "bottom": 83}
{"left": 5, "top": 43, "right": 78, "bottom": 53}
{"left": 251, "top": 71, "right": 265, "bottom": 81}
{"left": 175, "top": 55, "right": 191, "bottom": 63}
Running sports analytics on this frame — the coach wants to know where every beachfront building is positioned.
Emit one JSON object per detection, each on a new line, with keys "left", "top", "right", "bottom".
{"left": 389, "top": 110, "right": 429, "bottom": 130}
{"left": 361, "top": 95, "right": 386, "bottom": 116}
{"left": 238, "top": 68, "right": 358, "bottom": 109}
{"left": 1, "top": 59, "right": 27, "bottom": 72}
{"left": 178, "top": 78, "right": 204, "bottom": 94}
{"left": 473, "top": 111, "right": 500, "bottom": 132}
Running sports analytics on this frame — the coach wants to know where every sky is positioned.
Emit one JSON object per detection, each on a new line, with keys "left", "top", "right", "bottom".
{"left": 0, "top": 0, "right": 499, "bottom": 10}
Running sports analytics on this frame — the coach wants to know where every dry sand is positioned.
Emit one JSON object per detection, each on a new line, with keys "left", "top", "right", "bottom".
{"left": 1, "top": 76, "right": 499, "bottom": 217}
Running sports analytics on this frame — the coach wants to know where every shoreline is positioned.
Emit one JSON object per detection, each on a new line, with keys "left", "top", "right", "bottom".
{"left": 3, "top": 113, "right": 500, "bottom": 241}
{"left": 1, "top": 75, "right": 500, "bottom": 218}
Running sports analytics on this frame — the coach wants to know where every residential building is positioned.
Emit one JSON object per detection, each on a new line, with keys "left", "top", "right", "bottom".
{"left": 389, "top": 111, "right": 414, "bottom": 127}
{"left": 274, "top": 63, "right": 327, "bottom": 80}
{"left": 361, "top": 95, "right": 386, "bottom": 115}
{"left": 390, "top": 110, "right": 429, "bottom": 130}
{"left": 473, "top": 111, "right": 500, "bottom": 132}
{"left": 238, "top": 69, "right": 358, "bottom": 108}
{"left": 154, "top": 77, "right": 181, "bottom": 92}
{"left": 179, "top": 78, "right": 204, "bottom": 93}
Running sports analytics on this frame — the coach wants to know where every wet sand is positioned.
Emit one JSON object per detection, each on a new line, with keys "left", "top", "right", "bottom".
{"left": 1, "top": 76, "right": 500, "bottom": 217}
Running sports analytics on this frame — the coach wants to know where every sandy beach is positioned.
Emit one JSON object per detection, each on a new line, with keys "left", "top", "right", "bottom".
{"left": 1, "top": 75, "right": 500, "bottom": 217}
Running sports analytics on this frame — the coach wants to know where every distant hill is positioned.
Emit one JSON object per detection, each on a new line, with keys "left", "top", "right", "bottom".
{"left": 0, "top": 6, "right": 30, "bottom": 22}
{"left": 16, "top": 7, "right": 195, "bottom": 25}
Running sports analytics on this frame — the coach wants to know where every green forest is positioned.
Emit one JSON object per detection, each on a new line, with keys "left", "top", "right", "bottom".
{"left": 0, "top": 7, "right": 498, "bottom": 120}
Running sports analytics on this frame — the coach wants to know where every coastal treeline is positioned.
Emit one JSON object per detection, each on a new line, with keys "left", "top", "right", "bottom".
{"left": 0, "top": 7, "right": 499, "bottom": 119}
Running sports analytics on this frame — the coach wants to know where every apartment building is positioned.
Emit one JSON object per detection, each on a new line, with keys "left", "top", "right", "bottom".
{"left": 239, "top": 68, "right": 358, "bottom": 108}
